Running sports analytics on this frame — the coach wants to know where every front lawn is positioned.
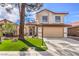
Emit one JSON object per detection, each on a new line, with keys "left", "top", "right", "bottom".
{"left": 0, "top": 40, "right": 28, "bottom": 51}
{"left": 25, "top": 37, "right": 48, "bottom": 51}
{"left": 0, "top": 37, "right": 47, "bottom": 51}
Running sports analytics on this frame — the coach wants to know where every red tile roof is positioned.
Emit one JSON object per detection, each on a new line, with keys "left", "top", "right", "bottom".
{"left": 69, "top": 21, "right": 79, "bottom": 26}
{"left": 0, "top": 19, "right": 18, "bottom": 25}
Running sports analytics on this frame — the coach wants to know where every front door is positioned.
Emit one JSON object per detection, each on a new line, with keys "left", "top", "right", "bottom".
{"left": 29, "top": 28, "right": 32, "bottom": 36}
{"left": 29, "top": 26, "right": 35, "bottom": 36}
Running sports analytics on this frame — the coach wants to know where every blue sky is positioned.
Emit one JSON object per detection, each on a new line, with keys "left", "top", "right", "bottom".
{"left": 43, "top": 3, "right": 79, "bottom": 24}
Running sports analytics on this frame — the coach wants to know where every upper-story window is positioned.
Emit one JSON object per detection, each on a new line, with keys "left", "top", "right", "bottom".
{"left": 55, "top": 16, "right": 61, "bottom": 22}
{"left": 42, "top": 16, "right": 48, "bottom": 23}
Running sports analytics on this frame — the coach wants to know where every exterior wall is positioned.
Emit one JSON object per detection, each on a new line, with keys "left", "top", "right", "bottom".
{"left": 36, "top": 10, "right": 65, "bottom": 24}
{"left": 36, "top": 10, "right": 67, "bottom": 38}
{"left": 36, "top": 10, "right": 49, "bottom": 24}
{"left": 53, "top": 14, "right": 64, "bottom": 24}
{"left": 26, "top": 26, "right": 29, "bottom": 35}
{"left": 24, "top": 25, "right": 28, "bottom": 35}
{"left": 38, "top": 27, "right": 42, "bottom": 38}
{"left": 16, "top": 26, "right": 19, "bottom": 35}
{"left": 64, "top": 27, "right": 68, "bottom": 37}
{"left": 37, "top": 26, "right": 64, "bottom": 38}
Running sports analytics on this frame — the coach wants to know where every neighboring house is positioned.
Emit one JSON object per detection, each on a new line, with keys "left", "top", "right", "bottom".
{"left": 68, "top": 22, "right": 79, "bottom": 37}
{"left": 69, "top": 22, "right": 79, "bottom": 27}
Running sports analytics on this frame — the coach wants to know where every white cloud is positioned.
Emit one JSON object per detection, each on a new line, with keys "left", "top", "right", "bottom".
{"left": 7, "top": 8, "right": 19, "bottom": 22}
{"left": 0, "top": 5, "right": 19, "bottom": 23}
{"left": 0, "top": 4, "right": 38, "bottom": 23}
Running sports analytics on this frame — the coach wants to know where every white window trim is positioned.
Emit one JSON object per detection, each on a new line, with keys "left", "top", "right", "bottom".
{"left": 55, "top": 16, "right": 62, "bottom": 23}
{"left": 40, "top": 16, "right": 48, "bottom": 24}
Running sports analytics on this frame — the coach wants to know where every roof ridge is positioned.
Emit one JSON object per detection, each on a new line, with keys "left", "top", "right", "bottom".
{"left": 36, "top": 9, "right": 68, "bottom": 14}
{"left": 0, "top": 19, "right": 17, "bottom": 25}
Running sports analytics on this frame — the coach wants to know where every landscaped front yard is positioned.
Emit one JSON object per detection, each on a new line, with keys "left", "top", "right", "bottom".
{"left": 0, "top": 37, "right": 47, "bottom": 51}
{"left": 26, "top": 37, "right": 48, "bottom": 51}
{"left": 0, "top": 40, "right": 28, "bottom": 51}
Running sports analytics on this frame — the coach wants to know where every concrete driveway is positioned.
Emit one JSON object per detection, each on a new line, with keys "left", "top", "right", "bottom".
{"left": 40, "top": 38, "right": 79, "bottom": 56}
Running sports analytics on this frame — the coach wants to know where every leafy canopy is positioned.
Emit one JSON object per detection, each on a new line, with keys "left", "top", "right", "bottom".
{"left": 2, "top": 22, "right": 16, "bottom": 34}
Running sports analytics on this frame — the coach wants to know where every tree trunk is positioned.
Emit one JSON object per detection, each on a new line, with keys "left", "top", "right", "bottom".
{"left": 19, "top": 3, "right": 26, "bottom": 40}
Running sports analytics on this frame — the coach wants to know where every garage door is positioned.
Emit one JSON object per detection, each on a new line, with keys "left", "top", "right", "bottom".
{"left": 43, "top": 27, "right": 64, "bottom": 37}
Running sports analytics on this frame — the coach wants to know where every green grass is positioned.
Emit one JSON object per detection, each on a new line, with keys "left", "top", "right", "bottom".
{"left": 25, "top": 37, "right": 48, "bottom": 51}
{"left": 0, "top": 37, "right": 47, "bottom": 51}
{"left": 0, "top": 40, "right": 28, "bottom": 51}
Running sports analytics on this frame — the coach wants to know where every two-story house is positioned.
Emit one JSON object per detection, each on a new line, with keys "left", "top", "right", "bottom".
{"left": 34, "top": 9, "right": 70, "bottom": 38}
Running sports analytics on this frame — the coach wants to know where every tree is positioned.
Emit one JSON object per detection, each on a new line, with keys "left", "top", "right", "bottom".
{"left": 19, "top": 3, "right": 43, "bottom": 40}
{"left": 2, "top": 22, "right": 16, "bottom": 36}
{"left": 19, "top": 3, "right": 26, "bottom": 40}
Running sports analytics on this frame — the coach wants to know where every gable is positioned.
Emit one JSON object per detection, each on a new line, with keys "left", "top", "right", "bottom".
{"left": 36, "top": 9, "right": 68, "bottom": 16}
{"left": 37, "top": 9, "right": 54, "bottom": 16}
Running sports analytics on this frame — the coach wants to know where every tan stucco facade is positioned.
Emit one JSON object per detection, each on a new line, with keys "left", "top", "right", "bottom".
{"left": 36, "top": 9, "right": 66, "bottom": 24}
{"left": 36, "top": 9, "right": 68, "bottom": 38}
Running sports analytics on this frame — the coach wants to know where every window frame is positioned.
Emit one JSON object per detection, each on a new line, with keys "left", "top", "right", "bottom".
{"left": 41, "top": 16, "right": 48, "bottom": 23}
{"left": 55, "top": 16, "right": 61, "bottom": 23}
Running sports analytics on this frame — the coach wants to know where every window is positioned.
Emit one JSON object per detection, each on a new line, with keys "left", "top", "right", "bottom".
{"left": 42, "top": 16, "right": 48, "bottom": 22}
{"left": 55, "top": 16, "right": 61, "bottom": 22}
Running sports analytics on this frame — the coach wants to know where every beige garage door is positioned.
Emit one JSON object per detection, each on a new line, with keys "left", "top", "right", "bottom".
{"left": 43, "top": 27, "right": 64, "bottom": 37}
